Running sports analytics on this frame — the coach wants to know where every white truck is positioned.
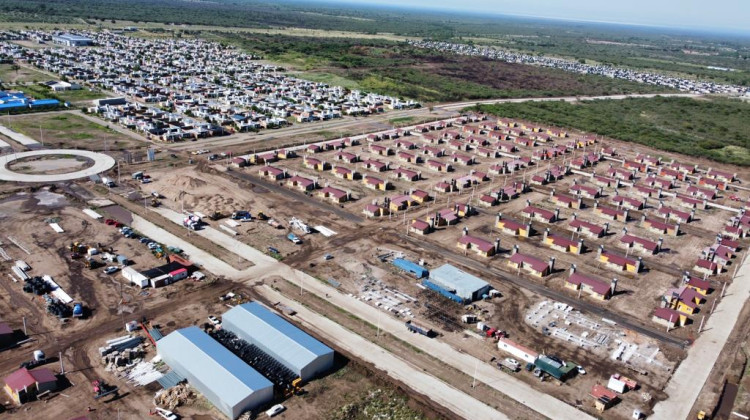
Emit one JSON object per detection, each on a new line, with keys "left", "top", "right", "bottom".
{"left": 101, "top": 177, "right": 116, "bottom": 187}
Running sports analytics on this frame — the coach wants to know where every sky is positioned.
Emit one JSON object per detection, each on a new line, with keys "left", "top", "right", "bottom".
{"left": 322, "top": 0, "right": 750, "bottom": 34}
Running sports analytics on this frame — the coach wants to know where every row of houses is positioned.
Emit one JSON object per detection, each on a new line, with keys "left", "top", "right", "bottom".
{"left": 1, "top": 30, "right": 417, "bottom": 140}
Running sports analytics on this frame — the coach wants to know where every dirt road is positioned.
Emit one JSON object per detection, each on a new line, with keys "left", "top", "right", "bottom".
{"left": 651, "top": 254, "right": 750, "bottom": 420}
{"left": 127, "top": 203, "right": 591, "bottom": 419}
{"left": 397, "top": 233, "right": 688, "bottom": 348}
{"left": 257, "top": 285, "right": 509, "bottom": 420}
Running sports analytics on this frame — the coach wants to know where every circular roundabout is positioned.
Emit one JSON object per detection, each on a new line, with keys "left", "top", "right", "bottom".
{"left": 0, "top": 149, "right": 116, "bottom": 183}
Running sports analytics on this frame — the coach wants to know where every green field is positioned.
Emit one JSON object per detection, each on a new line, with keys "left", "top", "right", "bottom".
{"left": 6, "top": 113, "right": 145, "bottom": 151}
{"left": 471, "top": 96, "right": 750, "bottom": 166}
{"left": 0, "top": 63, "right": 50, "bottom": 84}
{"left": 222, "top": 33, "right": 672, "bottom": 103}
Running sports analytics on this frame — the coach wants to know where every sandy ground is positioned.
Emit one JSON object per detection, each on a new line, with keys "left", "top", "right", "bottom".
{"left": 652, "top": 253, "right": 750, "bottom": 420}
{"left": 258, "top": 285, "right": 509, "bottom": 420}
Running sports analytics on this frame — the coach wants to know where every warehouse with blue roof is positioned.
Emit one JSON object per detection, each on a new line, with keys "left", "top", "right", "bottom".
{"left": 221, "top": 302, "right": 334, "bottom": 382}
{"left": 157, "top": 326, "right": 274, "bottom": 419}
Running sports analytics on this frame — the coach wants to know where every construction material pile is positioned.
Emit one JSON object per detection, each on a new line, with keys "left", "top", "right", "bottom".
{"left": 154, "top": 384, "right": 197, "bottom": 410}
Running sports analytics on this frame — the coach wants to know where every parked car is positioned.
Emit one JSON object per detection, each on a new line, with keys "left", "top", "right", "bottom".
{"left": 576, "top": 365, "right": 587, "bottom": 375}
{"left": 505, "top": 358, "right": 520, "bottom": 368}
{"left": 103, "top": 266, "right": 119, "bottom": 274}
{"left": 266, "top": 404, "right": 285, "bottom": 417}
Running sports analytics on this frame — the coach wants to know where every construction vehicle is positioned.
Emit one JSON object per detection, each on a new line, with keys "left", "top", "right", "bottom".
{"left": 92, "top": 379, "right": 119, "bottom": 400}
{"left": 72, "top": 302, "right": 84, "bottom": 318}
{"left": 209, "top": 211, "right": 223, "bottom": 221}
{"left": 84, "top": 258, "right": 102, "bottom": 270}
{"left": 255, "top": 211, "right": 268, "bottom": 220}
{"left": 132, "top": 171, "right": 143, "bottom": 180}
{"left": 69, "top": 242, "right": 88, "bottom": 254}
{"left": 405, "top": 320, "right": 436, "bottom": 337}
{"left": 231, "top": 210, "right": 252, "bottom": 221}
{"left": 20, "top": 350, "right": 46, "bottom": 369}
{"left": 696, "top": 411, "right": 707, "bottom": 420}
{"left": 150, "top": 197, "right": 161, "bottom": 207}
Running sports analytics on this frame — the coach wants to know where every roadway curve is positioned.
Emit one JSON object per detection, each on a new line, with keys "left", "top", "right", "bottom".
{"left": 0, "top": 149, "right": 116, "bottom": 182}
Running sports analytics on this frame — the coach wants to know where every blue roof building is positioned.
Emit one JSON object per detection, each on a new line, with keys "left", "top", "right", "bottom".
{"left": 392, "top": 258, "right": 428, "bottom": 278}
{"left": 428, "top": 264, "right": 492, "bottom": 302}
{"left": 222, "top": 302, "right": 334, "bottom": 381}
{"left": 157, "top": 326, "right": 273, "bottom": 419}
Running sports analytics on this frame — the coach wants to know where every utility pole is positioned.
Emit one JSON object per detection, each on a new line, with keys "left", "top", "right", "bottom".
{"left": 22, "top": 316, "right": 27, "bottom": 336}
{"left": 59, "top": 351, "right": 64, "bottom": 374}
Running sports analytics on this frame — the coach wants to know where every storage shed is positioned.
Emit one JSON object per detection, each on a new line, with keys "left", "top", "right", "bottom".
{"left": 157, "top": 326, "right": 273, "bottom": 419}
{"left": 426, "top": 264, "right": 491, "bottom": 302}
{"left": 392, "top": 258, "right": 428, "bottom": 278}
{"left": 221, "top": 302, "right": 334, "bottom": 382}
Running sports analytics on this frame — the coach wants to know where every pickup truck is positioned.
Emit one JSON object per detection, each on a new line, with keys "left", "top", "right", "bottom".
{"left": 287, "top": 233, "right": 302, "bottom": 244}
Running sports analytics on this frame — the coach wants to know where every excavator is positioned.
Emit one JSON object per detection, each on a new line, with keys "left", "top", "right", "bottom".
{"left": 92, "top": 379, "right": 119, "bottom": 400}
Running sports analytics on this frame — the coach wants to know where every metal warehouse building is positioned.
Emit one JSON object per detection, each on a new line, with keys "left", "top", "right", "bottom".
{"left": 427, "top": 264, "right": 491, "bottom": 302}
{"left": 157, "top": 326, "right": 273, "bottom": 419}
{"left": 222, "top": 302, "right": 334, "bottom": 381}
{"left": 51, "top": 34, "right": 94, "bottom": 47}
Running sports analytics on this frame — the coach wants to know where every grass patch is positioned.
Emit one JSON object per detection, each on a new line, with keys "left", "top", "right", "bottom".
{"left": 471, "top": 96, "right": 750, "bottom": 166}
{"left": 5, "top": 112, "right": 144, "bottom": 151}
{"left": 0, "top": 63, "right": 49, "bottom": 84}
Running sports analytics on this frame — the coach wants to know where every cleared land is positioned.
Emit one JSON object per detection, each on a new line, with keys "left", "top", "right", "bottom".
{"left": 472, "top": 96, "right": 750, "bottom": 165}
{"left": 5, "top": 112, "right": 146, "bottom": 151}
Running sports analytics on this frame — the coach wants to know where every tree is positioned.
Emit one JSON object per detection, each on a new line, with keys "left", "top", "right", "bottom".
{"left": 10, "top": 63, "right": 20, "bottom": 74}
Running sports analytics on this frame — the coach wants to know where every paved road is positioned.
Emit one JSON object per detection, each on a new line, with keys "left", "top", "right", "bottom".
{"left": 257, "top": 285, "right": 510, "bottom": 420}
{"left": 399, "top": 234, "right": 688, "bottom": 348}
{"left": 0, "top": 124, "right": 40, "bottom": 147}
{"left": 651, "top": 253, "right": 750, "bottom": 420}
{"left": 0, "top": 149, "right": 116, "bottom": 182}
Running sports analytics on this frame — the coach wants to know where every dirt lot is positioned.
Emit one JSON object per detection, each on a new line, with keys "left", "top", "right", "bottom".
{"left": 5, "top": 113, "right": 146, "bottom": 152}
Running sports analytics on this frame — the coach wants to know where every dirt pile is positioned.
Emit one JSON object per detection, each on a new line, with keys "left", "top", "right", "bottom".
{"left": 148, "top": 171, "right": 250, "bottom": 216}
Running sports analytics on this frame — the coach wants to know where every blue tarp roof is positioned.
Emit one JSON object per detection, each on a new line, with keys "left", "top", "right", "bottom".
{"left": 0, "top": 102, "right": 26, "bottom": 110}
{"left": 30, "top": 99, "right": 60, "bottom": 107}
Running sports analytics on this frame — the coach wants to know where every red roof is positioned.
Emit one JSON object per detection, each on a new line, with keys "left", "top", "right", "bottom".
{"left": 510, "top": 253, "right": 549, "bottom": 273}
{"left": 568, "top": 273, "right": 611, "bottom": 295}
{"left": 4, "top": 368, "right": 36, "bottom": 391}
{"left": 591, "top": 384, "right": 618, "bottom": 400}
{"left": 458, "top": 235, "right": 495, "bottom": 252}
{"left": 687, "top": 276, "right": 710, "bottom": 291}
{"left": 653, "top": 307, "right": 682, "bottom": 322}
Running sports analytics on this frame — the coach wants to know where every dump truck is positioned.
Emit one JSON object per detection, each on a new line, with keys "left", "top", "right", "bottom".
{"left": 287, "top": 233, "right": 302, "bottom": 244}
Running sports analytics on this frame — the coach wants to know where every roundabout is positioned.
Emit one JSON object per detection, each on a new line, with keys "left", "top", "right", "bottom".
{"left": 0, "top": 149, "right": 116, "bottom": 182}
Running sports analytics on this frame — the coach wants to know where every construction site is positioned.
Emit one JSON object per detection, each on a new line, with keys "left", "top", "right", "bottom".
{"left": 1, "top": 97, "right": 749, "bottom": 420}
